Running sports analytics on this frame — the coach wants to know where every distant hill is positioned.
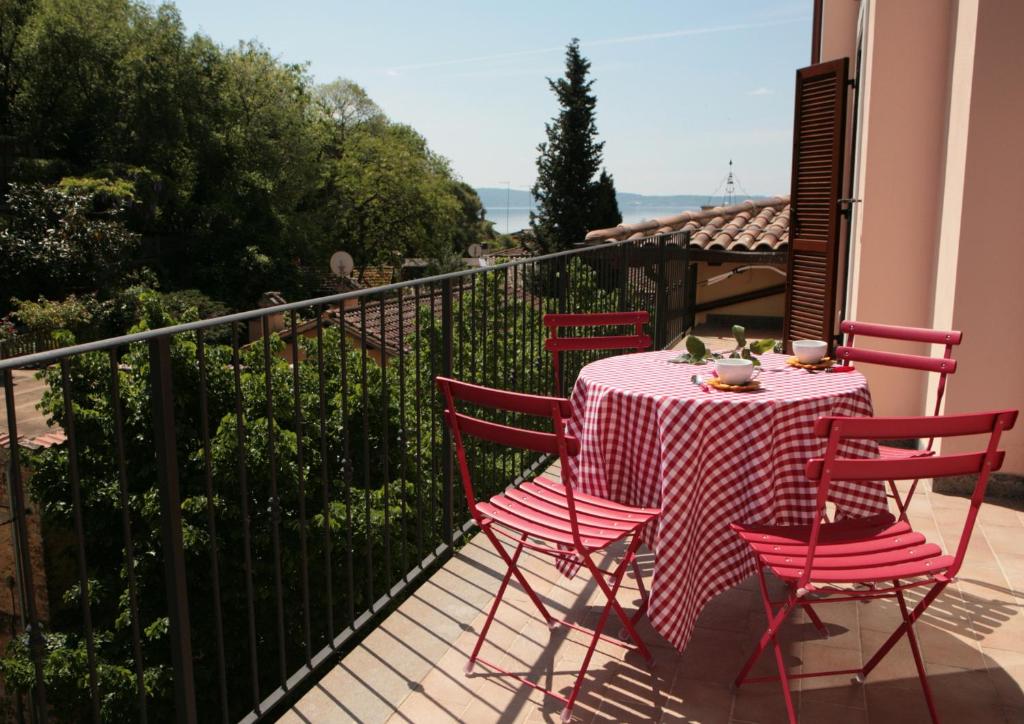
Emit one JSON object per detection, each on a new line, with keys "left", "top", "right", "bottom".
{"left": 474, "top": 187, "right": 772, "bottom": 214}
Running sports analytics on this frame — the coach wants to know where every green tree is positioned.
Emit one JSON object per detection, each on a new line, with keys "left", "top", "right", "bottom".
{"left": 0, "top": 184, "right": 140, "bottom": 312}
{"left": 590, "top": 168, "right": 621, "bottom": 229}
{"left": 530, "top": 38, "right": 606, "bottom": 252}
{"left": 316, "top": 121, "right": 461, "bottom": 270}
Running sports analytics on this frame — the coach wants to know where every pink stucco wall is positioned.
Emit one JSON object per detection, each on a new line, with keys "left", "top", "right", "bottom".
{"left": 843, "top": 0, "right": 955, "bottom": 418}
{"left": 821, "top": 0, "right": 1024, "bottom": 471}
{"left": 936, "top": 0, "right": 1024, "bottom": 469}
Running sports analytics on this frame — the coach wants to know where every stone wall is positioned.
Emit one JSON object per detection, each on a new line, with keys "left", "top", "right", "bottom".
{"left": 0, "top": 450, "right": 50, "bottom": 624}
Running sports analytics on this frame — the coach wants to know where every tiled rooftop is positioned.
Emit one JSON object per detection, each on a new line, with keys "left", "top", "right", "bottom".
{"left": 586, "top": 196, "right": 790, "bottom": 251}
{"left": 285, "top": 468, "right": 1024, "bottom": 723}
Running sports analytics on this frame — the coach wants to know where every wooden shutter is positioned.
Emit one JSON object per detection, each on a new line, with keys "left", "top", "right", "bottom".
{"left": 783, "top": 57, "right": 849, "bottom": 349}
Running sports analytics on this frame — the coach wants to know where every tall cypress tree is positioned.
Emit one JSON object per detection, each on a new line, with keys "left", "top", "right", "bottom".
{"left": 591, "top": 168, "right": 622, "bottom": 229}
{"left": 531, "top": 39, "right": 606, "bottom": 252}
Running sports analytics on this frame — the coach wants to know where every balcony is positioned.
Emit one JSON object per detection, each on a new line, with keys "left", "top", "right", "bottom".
{"left": 1, "top": 232, "right": 1021, "bottom": 723}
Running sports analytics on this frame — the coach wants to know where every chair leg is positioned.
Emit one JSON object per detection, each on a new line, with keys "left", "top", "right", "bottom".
{"left": 562, "top": 540, "right": 642, "bottom": 722}
{"left": 482, "top": 526, "right": 556, "bottom": 626}
{"left": 860, "top": 581, "right": 947, "bottom": 684}
{"left": 788, "top": 581, "right": 828, "bottom": 637}
{"left": 582, "top": 537, "right": 653, "bottom": 662}
{"left": 895, "top": 583, "right": 941, "bottom": 723}
{"left": 466, "top": 534, "right": 533, "bottom": 673}
{"left": 734, "top": 569, "right": 798, "bottom": 723}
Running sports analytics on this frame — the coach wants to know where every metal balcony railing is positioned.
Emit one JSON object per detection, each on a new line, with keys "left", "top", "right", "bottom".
{"left": 0, "top": 231, "right": 694, "bottom": 723}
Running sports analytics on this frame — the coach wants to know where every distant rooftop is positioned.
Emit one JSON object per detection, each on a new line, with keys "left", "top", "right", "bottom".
{"left": 586, "top": 195, "right": 790, "bottom": 251}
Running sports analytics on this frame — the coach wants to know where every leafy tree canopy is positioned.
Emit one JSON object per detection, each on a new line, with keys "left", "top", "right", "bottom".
{"left": 1, "top": 1, "right": 492, "bottom": 316}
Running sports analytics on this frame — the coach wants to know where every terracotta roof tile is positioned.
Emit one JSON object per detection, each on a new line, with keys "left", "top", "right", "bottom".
{"left": 1, "top": 428, "right": 66, "bottom": 450}
{"left": 354, "top": 266, "right": 398, "bottom": 288}
{"left": 586, "top": 196, "right": 790, "bottom": 251}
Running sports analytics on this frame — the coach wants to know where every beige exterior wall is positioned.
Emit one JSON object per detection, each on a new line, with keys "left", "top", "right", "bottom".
{"left": 693, "top": 263, "right": 786, "bottom": 324}
{"left": 931, "top": 0, "right": 1024, "bottom": 467}
{"left": 823, "top": 0, "right": 1024, "bottom": 471}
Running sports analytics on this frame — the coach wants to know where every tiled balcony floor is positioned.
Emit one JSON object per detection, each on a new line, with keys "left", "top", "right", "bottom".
{"left": 284, "top": 470, "right": 1024, "bottom": 723}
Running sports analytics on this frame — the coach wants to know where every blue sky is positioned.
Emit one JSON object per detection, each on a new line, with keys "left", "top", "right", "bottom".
{"left": 167, "top": 1, "right": 812, "bottom": 196}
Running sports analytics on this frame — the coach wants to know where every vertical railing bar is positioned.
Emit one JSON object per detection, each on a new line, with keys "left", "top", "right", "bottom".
{"left": 413, "top": 285, "right": 424, "bottom": 561}
{"left": 619, "top": 243, "right": 629, "bottom": 312}
{"left": 429, "top": 284, "right": 438, "bottom": 546}
{"left": 379, "top": 298, "right": 391, "bottom": 589}
{"left": 59, "top": 359, "right": 101, "bottom": 723}
{"left": 511, "top": 264, "right": 521, "bottom": 477}
{"left": 231, "top": 327, "right": 262, "bottom": 711}
{"left": 502, "top": 268, "right": 511, "bottom": 489}
{"left": 358, "top": 300, "right": 374, "bottom": 608}
{"left": 455, "top": 278, "right": 465, "bottom": 525}
{"left": 290, "top": 314, "right": 313, "bottom": 666}
{"left": 261, "top": 316, "right": 288, "bottom": 688}
{"left": 2, "top": 369, "right": 49, "bottom": 720}
{"left": 397, "top": 293, "right": 408, "bottom": 576}
{"left": 440, "top": 278, "right": 454, "bottom": 547}
{"left": 470, "top": 274, "right": 478, "bottom": 382}
{"left": 315, "top": 311, "right": 334, "bottom": 641}
{"left": 338, "top": 323, "right": 355, "bottom": 626}
{"left": 108, "top": 349, "right": 149, "bottom": 722}
{"left": 147, "top": 338, "right": 198, "bottom": 723}
{"left": 231, "top": 327, "right": 262, "bottom": 712}
{"left": 194, "top": 335, "right": 228, "bottom": 723}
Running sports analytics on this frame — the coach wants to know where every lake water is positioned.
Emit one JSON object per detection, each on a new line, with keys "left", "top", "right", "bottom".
{"left": 484, "top": 206, "right": 700, "bottom": 236}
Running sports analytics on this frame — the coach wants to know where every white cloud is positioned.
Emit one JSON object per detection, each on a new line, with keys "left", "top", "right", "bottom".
{"left": 747, "top": 87, "right": 774, "bottom": 96}
{"left": 381, "top": 16, "right": 809, "bottom": 76}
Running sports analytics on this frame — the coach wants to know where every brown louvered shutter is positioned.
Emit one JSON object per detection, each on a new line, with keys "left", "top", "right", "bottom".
{"left": 783, "top": 57, "right": 849, "bottom": 350}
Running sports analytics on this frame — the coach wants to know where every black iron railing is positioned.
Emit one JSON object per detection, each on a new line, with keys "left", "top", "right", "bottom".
{"left": 0, "top": 231, "right": 693, "bottom": 723}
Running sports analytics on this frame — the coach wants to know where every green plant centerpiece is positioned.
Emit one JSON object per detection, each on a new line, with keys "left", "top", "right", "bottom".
{"left": 670, "top": 325, "right": 777, "bottom": 365}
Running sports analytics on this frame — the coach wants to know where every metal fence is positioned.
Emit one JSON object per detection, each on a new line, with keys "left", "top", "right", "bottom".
{"left": 0, "top": 231, "right": 693, "bottom": 723}
{"left": 0, "top": 330, "right": 60, "bottom": 361}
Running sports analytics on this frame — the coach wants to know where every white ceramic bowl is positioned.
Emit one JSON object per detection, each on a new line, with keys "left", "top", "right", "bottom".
{"left": 793, "top": 340, "right": 828, "bottom": 364}
{"left": 715, "top": 358, "right": 755, "bottom": 385}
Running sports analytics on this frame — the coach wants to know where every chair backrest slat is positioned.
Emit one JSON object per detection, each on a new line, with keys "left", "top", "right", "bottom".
{"left": 812, "top": 410, "right": 1007, "bottom": 439}
{"left": 441, "top": 376, "right": 572, "bottom": 418}
{"left": 545, "top": 334, "right": 651, "bottom": 353}
{"left": 543, "top": 310, "right": 653, "bottom": 395}
{"left": 445, "top": 411, "right": 580, "bottom": 456}
{"left": 805, "top": 450, "right": 1004, "bottom": 482}
{"left": 840, "top": 320, "right": 963, "bottom": 346}
{"left": 544, "top": 311, "right": 649, "bottom": 328}
{"left": 834, "top": 346, "right": 957, "bottom": 374}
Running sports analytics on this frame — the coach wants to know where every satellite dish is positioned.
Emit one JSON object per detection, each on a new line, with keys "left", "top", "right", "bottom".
{"left": 329, "top": 251, "right": 354, "bottom": 277}
{"left": 467, "top": 243, "right": 483, "bottom": 258}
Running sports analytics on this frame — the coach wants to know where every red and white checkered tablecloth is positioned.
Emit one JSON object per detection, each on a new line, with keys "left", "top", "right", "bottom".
{"left": 562, "top": 350, "right": 889, "bottom": 651}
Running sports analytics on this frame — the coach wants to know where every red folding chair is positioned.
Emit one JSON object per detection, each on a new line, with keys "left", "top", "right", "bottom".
{"left": 543, "top": 311, "right": 652, "bottom": 395}
{"left": 730, "top": 409, "right": 1017, "bottom": 724}
{"left": 836, "top": 320, "right": 963, "bottom": 519}
{"left": 436, "top": 376, "right": 660, "bottom": 722}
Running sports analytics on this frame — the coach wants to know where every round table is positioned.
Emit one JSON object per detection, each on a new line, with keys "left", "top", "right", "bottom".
{"left": 564, "top": 350, "right": 889, "bottom": 651}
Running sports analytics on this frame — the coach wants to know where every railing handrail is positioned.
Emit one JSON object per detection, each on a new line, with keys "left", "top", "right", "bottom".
{"left": 0, "top": 232, "right": 687, "bottom": 371}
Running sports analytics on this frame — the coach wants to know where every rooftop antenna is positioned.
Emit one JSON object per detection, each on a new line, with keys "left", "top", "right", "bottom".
{"left": 724, "top": 159, "right": 735, "bottom": 206}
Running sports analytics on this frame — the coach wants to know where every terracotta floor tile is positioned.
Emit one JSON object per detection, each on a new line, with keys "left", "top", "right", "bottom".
{"left": 797, "top": 642, "right": 865, "bottom": 709}
{"left": 982, "top": 523, "right": 1024, "bottom": 556}
{"left": 731, "top": 683, "right": 799, "bottom": 724}
{"left": 862, "top": 682, "right": 936, "bottom": 724}
{"left": 798, "top": 699, "right": 869, "bottom": 724}
{"left": 982, "top": 646, "right": 1024, "bottom": 709}
{"left": 658, "top": 678, "right": 733, "bottom": 723}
